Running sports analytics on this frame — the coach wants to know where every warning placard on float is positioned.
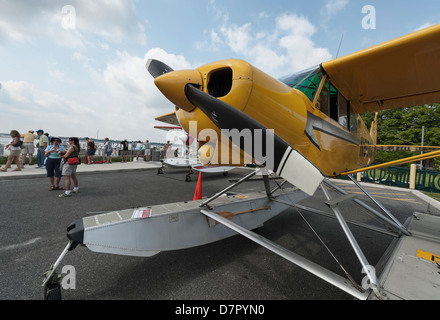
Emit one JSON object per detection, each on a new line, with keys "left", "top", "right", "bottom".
{"left": 132, "top": 208, "right": 152, "bottom": 219}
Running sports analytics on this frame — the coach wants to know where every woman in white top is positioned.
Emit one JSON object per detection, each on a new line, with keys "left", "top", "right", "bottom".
{"left": 1, "top": 130, "right": 23, "bottom": 172}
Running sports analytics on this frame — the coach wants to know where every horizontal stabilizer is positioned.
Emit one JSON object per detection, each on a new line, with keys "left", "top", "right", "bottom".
{"left": 155, "top": 111, "right": 180, "bottom": 126}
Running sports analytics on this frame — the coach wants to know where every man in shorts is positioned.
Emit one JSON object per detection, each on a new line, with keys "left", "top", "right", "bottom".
{"left": 21, "top": 130, "right": 36, "bottom": 166}
{"left": 120, "top": 139, "right": 129, "bottom": 163}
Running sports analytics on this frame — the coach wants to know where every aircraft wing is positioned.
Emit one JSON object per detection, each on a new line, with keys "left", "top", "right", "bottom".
{"left": 322, "top": 24, "right": 440, "bottom": 113}
{"left": 155, "top": 111, "right": 181, "bottom": 126}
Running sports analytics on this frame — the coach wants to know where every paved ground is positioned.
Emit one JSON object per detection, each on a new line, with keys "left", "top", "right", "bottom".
{"left": 0, "top": 161, "right": 439, "bottom": 303}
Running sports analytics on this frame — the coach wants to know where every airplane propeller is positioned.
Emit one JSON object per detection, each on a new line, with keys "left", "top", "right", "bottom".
{"left": 146, "top": 59, "right": 174, "bottom": 78}
{"left": 184, "top": 84, "right": 324, "bottom": 196}
{"left": 146, "top": 59, "right": 324, "bottom": 195}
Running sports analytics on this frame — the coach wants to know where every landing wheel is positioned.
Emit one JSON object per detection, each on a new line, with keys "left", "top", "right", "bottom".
{"left": 185, "top": 174, "right": 192, "bottom": 182}
{"left": 44, "top": 283, "right": 62, "bottom": 300}
{"left": 157, "top": 168, "right": 163, "bottom": 174}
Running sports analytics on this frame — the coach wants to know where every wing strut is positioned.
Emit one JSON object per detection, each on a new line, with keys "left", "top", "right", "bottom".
{"left": 323, "top": 179, "right": 410, "bottom": 236}
{"left": 341, "top": 150, "right": 440, "bottom": 176}
{"left": 198, "top": 169, "right": 382, "bottom": 300}
{"left": 320, "top": 182, "right": 387, "bottom": 300}
{"left": 345, "top": 175, "right": 410, "bottom": 235}
{"left": 198, "top": 168, "right": 412, "bottom": 299}
{"left": 200, "top": 208, "right": 370, "bottom": 300}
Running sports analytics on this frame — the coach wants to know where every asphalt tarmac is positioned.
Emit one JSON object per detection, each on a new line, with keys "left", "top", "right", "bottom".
{"left": 0, "top": 163, "right": 439, "bottom": 302}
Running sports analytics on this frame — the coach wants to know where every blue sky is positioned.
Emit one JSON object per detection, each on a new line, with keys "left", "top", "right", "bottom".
{"left": 0, "top": 0, "right": 439, "bottom": 142}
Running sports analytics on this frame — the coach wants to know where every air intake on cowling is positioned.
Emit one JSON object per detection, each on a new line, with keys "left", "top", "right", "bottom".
{"left": 208, "top": 68, "right": 233, "bottom": 97}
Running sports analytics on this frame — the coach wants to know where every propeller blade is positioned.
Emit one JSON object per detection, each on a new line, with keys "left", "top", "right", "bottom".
{"left": 146, "top": 59, "right": 174, "bottom": 78}
{"left": 185, "top": 84, "right": 324, "bottom": 195}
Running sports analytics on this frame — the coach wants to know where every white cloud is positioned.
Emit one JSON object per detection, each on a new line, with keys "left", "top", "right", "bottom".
{"left": 49, "top": 69, "right": 65, "bottom": 80}
{"left": 257, "top": 11, "right": 270, "bottom": 20}
{"left": 48, "top": 29, "right": 87, "bottom": 50}
{"left": 206, "top": 0, "right": 229, "bottom": 25}
{"left": 66, "top": 0, "right": 146, "bottom": 45}
{"left": 0, "top": 0, "right": 147, "bottom": 47}
{"left": 196, "top": 29, "right": 223, "bottom": 51}
{"left": 93, "top": 48, "right": 192, "bottom": 141}
{"left": 321, "top": 0, "right": 349, "bottom": 21}
{"left": 0, "top": 80, "right": 98, "bottom": 138}
{"left": 0, "top": 48, "right": 190, "bottom": 141}
{"left": 215, "top": 13, "right": 332, "bottom": 76}
{"left": 277, "top": 13, "right": 317, "bottom": 37}
{"left": 220, "top": 23, "right": 253, "bottom": 54}
{"left": 277, "top": 14, "right": 332, "bottom": 72}
{"left": 415, "top": 22, "right": 434, "bottom": 31}
{"left": 144, "top": 48, "right": 194, "bottom": 70}
{"left": 0, "top": 0, "right": 53, "bottom": 43}
{"left": 0, "top": 2, "right": 334, "bottom": 142}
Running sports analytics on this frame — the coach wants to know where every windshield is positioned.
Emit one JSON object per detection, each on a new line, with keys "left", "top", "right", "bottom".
{"left": 279, "top": 66, "right": 323, "bottom": 102}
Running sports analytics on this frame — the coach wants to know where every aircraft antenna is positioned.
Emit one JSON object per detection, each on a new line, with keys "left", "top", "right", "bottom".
{"left": 336, "top": 33, "right": 344, "bottom": 59}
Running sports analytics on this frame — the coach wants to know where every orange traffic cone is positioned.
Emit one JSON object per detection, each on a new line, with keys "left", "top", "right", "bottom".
{"left": 193, "top": 172, "right": 202, "bottom": 200}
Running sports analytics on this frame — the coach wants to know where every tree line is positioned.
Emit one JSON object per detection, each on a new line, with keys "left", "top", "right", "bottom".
{"left": 361, "top": 104, "right": 440, "bottom": 170}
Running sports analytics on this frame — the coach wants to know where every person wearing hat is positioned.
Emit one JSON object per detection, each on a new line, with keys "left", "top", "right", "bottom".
{"left": 44, "top": 137, "right": 66, "bottom": 191}
{"left": 36, "top": 129, "right": 49, "bottom": 168}
{"left": 21, "top": 130, "right": 37, "bottom": 166}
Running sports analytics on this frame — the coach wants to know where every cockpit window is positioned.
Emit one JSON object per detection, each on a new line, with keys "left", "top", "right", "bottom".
{"left": 279, "top": 66, "right": 322, "bottom": 102}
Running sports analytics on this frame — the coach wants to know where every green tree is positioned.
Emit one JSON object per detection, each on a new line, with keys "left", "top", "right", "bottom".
{"left": 361, "top": 104, "right": 440, "bottom": 169}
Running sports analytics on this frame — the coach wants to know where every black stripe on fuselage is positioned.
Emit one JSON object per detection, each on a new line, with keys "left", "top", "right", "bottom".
{"left": 186, "top": 85, "right": 289, "bottom": 172}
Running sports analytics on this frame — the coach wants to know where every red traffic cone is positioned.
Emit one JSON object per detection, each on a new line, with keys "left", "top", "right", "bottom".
{"left": 193, "top": 172, "right": 202, "bottom": 200}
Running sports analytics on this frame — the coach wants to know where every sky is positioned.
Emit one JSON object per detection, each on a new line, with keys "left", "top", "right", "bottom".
{"left": 0, "top": 0, "right": 439, "bottom": 142}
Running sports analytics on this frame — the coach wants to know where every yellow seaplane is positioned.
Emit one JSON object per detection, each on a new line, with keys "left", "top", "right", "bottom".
{"left": 145, "top": 24, "right": 440, "bottom": 299}
{"left": 43, "top": 24, "right": 440, "bottom": 301}
{"left": 149, "top": 24, "right": 440, "bottom": 196}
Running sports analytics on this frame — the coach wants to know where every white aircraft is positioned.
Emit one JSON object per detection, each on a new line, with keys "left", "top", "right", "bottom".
{"left": 155, "top": 119, "right": 235, "bottom": 181}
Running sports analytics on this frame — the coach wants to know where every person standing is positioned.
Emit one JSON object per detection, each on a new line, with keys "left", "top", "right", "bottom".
{"left": 36, "top": 129, "right": 49, "bottom": 168}
{"left": 1, "top": 130, "right": 23, "bottom": 172}
{"left": 120, "top": 139, "right": 129, "bottom": 163}
{"left": 163, "top": 140, "right": 171, "bottom": 159}
{"left": 59, "top": 137, "right": 80, "bottom": 198}
{"left": 135, "top": 140, "right": 143, "bottom": 161}
{"left": 104, "top": 137, "right": 112, "bottom": 164}
{"left": 44, "top": 137, "right": 66, "bottom": 191}
{"left": 85, "top": 137, "right": 96, "bottom": 164}
{"left": 144, "top": 139, "right": 151, "bottom": 161}
{"left": 21, "top": 130, "right": 36, "bottom": 166}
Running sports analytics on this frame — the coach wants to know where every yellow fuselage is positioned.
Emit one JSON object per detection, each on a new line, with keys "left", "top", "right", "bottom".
{"left": 156, "top": 59, "right": 374, "bottom": 177}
